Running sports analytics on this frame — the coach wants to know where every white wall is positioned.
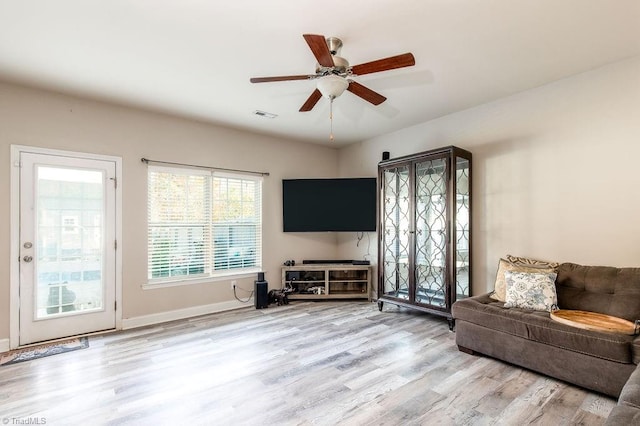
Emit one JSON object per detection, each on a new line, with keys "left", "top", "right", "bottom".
{"left": 0, "top": 82, "right": 340, "bottom": 339}
{"left": 3, "top": 54, "right": 639, "bottom": 341}
{"left": 337, "top": 55, "right": 640, "bottom": 296}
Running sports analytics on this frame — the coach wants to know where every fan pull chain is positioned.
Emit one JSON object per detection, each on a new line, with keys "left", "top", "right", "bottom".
{"left": 329, "top": 97, "right": 334, "bottom": 141}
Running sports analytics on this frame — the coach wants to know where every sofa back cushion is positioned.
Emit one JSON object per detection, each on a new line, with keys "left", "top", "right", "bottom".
{"left": 556, "top": 262, "right": 640, "bottom": 322}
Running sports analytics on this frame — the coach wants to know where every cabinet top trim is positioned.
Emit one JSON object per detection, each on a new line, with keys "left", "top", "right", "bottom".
{"left": 378, "top": 145, "right": 472, "bottom": 167}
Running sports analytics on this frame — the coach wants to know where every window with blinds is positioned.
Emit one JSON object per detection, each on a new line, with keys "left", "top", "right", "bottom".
{"left": 147, "top": 165, "right": 262, "bottom": 283}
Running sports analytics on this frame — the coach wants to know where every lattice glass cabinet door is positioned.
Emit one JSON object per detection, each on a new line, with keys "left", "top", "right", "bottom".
{"left": 380, "top": 165, "right": 411, "bottom": 301}
{"left": 414, "top": 157, "right": 448, "bottom": 309}
{"left": 378, "top": 146, "right": 471, "bottom": 330}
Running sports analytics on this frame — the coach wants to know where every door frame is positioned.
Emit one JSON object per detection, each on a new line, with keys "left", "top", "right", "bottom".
{"left": 10, "top": 145, "right": 123, "bottom": 349}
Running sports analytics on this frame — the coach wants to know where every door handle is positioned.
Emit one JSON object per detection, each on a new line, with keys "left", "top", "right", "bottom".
{"left": 23, "top": 255, "right": 33, "bottom": 263}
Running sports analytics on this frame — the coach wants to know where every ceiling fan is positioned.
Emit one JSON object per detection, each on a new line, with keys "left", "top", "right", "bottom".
{"left": 249, "top": 34, "right": 416, "bottom": 112}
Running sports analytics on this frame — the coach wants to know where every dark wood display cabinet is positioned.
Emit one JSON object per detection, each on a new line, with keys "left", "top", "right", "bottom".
{"left": 377, "top": 146, "right": 472, "bottom": 330}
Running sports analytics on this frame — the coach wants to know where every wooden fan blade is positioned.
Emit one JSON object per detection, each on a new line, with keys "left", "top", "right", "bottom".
{"left": 350, "top": 53, "right": 415, "bottom": 76}
{"left": 299, "top": 89, "right": 323, "bottom": 112}
{"left": 347, "top": 81, "right": 387, "bottom": 105}
{"left": 303, "top": 34, "right": 334, "bottom": 68}
{"left": 250, "top": 75, "right": 312, "bottom": 83}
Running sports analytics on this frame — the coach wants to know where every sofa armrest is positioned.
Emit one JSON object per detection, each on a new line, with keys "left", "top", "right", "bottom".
{"left": 634, "top": 335, "right": 640, "bottom": 365}
{"left": 619, "top": 363, "right": 640, "bottom": 409}
{"left": 605, "top": 404, "right": 640, "bottom": 425}
{"left": 606, "top": 362, "right": 640, "bottom": 425}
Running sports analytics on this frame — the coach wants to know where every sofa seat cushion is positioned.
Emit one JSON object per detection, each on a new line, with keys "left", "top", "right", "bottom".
{"left": 452, "top": 294, "right": 636, "bottom": 364}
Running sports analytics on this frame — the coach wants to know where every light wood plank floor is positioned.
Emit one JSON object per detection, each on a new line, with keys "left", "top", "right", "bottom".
{"left": 0, "top": 301, "right": 616, "bottom": 425}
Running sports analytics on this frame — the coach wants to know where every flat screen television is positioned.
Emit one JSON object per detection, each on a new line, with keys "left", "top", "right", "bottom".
{"left": 283, "top": 178, "right": 377, "bottom": 232}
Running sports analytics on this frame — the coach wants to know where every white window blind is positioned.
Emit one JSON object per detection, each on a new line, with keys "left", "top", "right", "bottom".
{"left": 147, "top": 165, "right": 262, "bottom": 283}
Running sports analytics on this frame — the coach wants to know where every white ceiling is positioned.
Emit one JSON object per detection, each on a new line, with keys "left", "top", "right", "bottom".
{"left": 1, "top": 1, "right": 639, "bottom": 146}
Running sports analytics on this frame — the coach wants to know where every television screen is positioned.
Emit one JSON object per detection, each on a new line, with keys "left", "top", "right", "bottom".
{"left": 283, "top": 178, "right": 377, "bottom": 232}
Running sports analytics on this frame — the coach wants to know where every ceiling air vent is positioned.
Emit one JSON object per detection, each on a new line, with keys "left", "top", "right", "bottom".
{"left": 253, "top": 110, "right": 278, "bottom": 119}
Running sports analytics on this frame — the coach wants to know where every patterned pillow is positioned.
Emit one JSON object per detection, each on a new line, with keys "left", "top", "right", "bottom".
{"left": 505, "top": 254, "right": 560, "bottom": 269}
{"left": 490, "top": 255, "right": 560, "bottom": 302}
{"left": 504, "top": 271, "right": 558, "bottom": 312}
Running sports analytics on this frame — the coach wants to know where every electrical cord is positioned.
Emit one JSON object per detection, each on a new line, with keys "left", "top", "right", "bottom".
{"left": 356, "top": 232, "right": 372, "bottom": 260}
{"left": 233, "top": 285, "right": 254, "bottom": 303}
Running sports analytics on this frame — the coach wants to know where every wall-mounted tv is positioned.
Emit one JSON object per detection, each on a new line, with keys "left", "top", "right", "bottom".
{"left": 283, "top": 178, "right": 377, "bottom": 232}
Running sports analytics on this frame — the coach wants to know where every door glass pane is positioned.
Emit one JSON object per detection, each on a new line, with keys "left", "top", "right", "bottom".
{"left": 381, "top": 166, "right": 410, "bottom": 300}
{"left": 415, "top": 158, "right": 447, "bottom": 307}
{"left": 455, "top": 157, "right": 471, "bottom": 299}
{"left": 36, "top": 166, "right": 105, "bottom": 319}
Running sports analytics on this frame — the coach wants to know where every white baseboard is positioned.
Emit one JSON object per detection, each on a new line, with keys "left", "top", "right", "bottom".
{"left": 122, "top": 298, "right": 254, "bottom": 330}
{"left": 0, "top": 338, "right": 10, "bottom": 353}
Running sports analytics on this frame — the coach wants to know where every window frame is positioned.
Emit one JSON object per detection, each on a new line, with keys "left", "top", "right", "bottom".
{"left": 145, "top": 165, "right": 263, "bottom": 288}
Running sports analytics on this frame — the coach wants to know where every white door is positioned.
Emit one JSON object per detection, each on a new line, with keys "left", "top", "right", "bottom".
{"left": 19, "top": 152, "right": 117, "bottom": 345}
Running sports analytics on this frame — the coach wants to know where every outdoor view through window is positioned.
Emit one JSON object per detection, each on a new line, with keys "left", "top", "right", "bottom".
{"left": 147, "top": 166, "right": 262, "bottom": 283}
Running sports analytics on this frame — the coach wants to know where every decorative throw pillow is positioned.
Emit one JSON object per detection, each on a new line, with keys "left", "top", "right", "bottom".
{"left": 503, "top": 271, "right": 558, "bottom": 312}
{"left": 504, "top": 254, "right": 560, "bottom": 269}
{"left": 490, "top": 255, "right": 560, "bottom": 302}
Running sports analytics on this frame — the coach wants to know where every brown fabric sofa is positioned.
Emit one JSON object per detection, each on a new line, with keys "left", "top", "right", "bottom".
{"left": 606, "top": 364, "right": 640, "bottom": 425}
{"left": 451, "top": 262, "right": 640, "bottom": 398}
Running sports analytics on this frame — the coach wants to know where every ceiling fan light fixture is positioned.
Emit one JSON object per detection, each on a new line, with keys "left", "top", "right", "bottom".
{"left": 316, "top": 74, "right": 349, "bottom": 99}
{"left": 249, "top": 33, "right": 415, "bottom": 117}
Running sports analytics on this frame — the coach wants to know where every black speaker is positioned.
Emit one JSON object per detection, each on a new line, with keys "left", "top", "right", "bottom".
{"left": 254, "top": 280, "right": 268, "bottom": 309}
{"left": 382, "top": 151, "right": 390, "bottom": 161}
{"left": 257, "top": 272, "right": 265, "bottom": 281}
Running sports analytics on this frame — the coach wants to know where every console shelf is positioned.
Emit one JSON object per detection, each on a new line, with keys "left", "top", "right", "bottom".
{"left": 282, "top": 264, "right": 371, "bottom": 301}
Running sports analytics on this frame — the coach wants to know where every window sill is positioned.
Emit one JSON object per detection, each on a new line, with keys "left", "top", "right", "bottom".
{"left": 143, "top": 268, "right": 262, "bottom": 290}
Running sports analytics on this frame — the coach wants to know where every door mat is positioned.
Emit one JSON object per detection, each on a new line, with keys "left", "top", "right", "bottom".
{"left": 0, "top": 336, "right": 89, "bottom": 366}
